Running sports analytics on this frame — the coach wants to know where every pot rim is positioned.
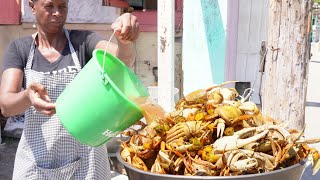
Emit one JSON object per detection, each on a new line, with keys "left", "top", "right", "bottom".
{"left": 116, "top": 150, "right": 307, "bottom": 179}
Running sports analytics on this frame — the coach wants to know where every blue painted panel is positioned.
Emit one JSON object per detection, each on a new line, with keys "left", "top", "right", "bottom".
{"left": 201, "top": 0, "right": 226, "bottom": 84}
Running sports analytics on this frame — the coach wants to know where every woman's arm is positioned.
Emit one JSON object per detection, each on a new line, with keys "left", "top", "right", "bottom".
{"left": 0, "top": 69, "right": 30, "bottom": 116}
{"left": 0, "top": 68, "right": 55, "bottom": 117}
{"left": 95, "top": 13, "right": 139, "bottom": 68}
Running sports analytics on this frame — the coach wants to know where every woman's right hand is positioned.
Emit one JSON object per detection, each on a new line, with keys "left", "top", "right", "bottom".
{"left": 26, "top": 82, "right": 56, "bottom": 116}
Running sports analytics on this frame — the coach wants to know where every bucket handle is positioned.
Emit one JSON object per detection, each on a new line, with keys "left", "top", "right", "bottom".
{"left": 102, "top": 30, "right": 117, "bottom": 81}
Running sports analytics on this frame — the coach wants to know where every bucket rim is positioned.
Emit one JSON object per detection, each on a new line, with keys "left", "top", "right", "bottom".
{"left": 116, "top": 150, "right": 307, "bottom": 179}
{"left": 93, "top": 49, "right": 148, "bottom": 114}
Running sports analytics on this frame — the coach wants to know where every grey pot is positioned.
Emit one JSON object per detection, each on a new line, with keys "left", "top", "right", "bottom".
{"left": 116, "top": 152, "right": 307, "bottom": 180}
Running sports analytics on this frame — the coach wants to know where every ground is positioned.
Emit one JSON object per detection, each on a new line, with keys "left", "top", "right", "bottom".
{"left": 0, "top": 137, "right": 19, "bottom": 179}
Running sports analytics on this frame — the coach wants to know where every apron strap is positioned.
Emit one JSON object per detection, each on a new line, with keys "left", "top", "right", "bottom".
{"left": 25, "top": 29, "right": 82, "bottom": 71}
{"left": 64, "top": 29, "right": 82, "bottom": 71}
{"left": 25, "top": 35, "right": 36, "bottom": 70}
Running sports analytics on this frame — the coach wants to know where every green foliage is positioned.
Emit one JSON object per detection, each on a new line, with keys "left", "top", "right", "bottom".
{"left": 315, "top": 0, "right": 320, "bottom": 5}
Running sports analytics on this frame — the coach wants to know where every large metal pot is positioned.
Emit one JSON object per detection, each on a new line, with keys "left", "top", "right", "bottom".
{"left": 116, "top": 151, "right": 307, "bottom": 180}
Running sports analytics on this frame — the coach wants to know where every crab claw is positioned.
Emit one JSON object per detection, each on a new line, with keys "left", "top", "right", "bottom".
{"left": 260, "top": 124, "right": 303, "bottom": 143}
{"left": 254, "top": 152, "right": 276, "bottom": 170}
{"left": 151, "top": 158, "right": 166, "bottom": 174}
{"left": 120, "top": 142, "right": 134, "bottom": 163}
{"left": 168, "top": 139, "right": 194, "bottom": 153}
{"left": 168, "top": 108, "right": 198, "bottom": 119}
{"left": 220, "top": 88, "right": 238, "bottom": 101}
{"left": 132, "top": 155, "right": 148, "bottom": 171}
{"left": 230, "top": 158, "right": 258, "bottom": 172}
{"left": 312, "top": 157, "right": 320, "bottom": 175}
{"left": 216, "top": 119, "right": 226, "bottom": 138}
{"left": 306, "top": 148, "right": 320, "bottom": 175}
{"left": 215, "top": 105, "right": 243, "bottom": 125}
{"left": 235, "top": 129, "right": 269, "bottom": 148}
{"left": 238, "top": 101, "right": 260, "bottom": 115}
{"left": 226, "top": 150, "right": 257, "bottom": 172}
{"left": 120, "top": 146, "right": 133, "bottom": 163}
{"left": 212, "top": 127, "right": 269, "bottom": 152}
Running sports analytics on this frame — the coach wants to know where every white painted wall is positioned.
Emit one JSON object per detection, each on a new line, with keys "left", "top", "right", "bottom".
{"left": 218, "top": 0, "right": 228, "bottom": 31}
{"left": 183, "top": 1, "right": 211, "bottom": 93}
{"left": 182, "top": 0, "right": 228, "bottom": 95}
{"left": 21, "top": 0, "right": 120, "bottom": 23}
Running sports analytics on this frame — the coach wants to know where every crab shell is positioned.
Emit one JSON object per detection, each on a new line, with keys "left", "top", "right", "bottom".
{"left": 215, "top": 105, "right": 243, "bottom": 124}
{"left": 185, "top": 89, "right": 208, "bottom": 105}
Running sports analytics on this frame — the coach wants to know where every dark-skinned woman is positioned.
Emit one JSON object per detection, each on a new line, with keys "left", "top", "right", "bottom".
{"left": 0, "top": 0, "right": 139, "bottom": 179}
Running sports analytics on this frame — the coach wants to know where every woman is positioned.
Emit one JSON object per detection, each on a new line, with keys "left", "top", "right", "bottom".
{"left": 0, "top": 0, "right": 139, "bottom": 179}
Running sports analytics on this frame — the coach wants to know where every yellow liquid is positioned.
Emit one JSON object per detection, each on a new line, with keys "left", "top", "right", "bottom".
{"left": 130, "top": 97, "right": 166, "bottom": 125}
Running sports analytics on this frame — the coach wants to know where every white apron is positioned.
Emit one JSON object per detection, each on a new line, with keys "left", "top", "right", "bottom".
{"left": 12, "top": 29, "right": 111, "bottom": 180}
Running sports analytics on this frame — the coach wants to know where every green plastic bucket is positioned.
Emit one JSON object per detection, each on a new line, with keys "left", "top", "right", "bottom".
{"left": 56, "top": 49, "right": 149, "bottom": 147}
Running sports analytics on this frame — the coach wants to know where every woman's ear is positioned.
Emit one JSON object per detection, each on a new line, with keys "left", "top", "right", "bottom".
{"left": 29, "top": 0, "right": 36, "bottom": 15}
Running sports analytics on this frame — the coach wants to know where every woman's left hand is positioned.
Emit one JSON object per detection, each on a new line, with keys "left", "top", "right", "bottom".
{"left": 111, "top": 13, "right": 139, "bottom": 44}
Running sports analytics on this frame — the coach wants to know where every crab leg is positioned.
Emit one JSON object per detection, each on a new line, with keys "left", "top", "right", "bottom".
{"left": 158, "top": 150, "right": 172, "bottom": 164}
{"left": 166, "top": 121, "right": 210, "bottom": 143}
{"left": 175, "top": 144, "right": 194, "bottom": 153}
{"left": 173, "top": 157, "right": 184, "bottom": 173}
{"left": 296, "top": 138, "right": 320, "bottom": 144}
{"left": 167, "top": 126, "right": 187, "bottom": 142}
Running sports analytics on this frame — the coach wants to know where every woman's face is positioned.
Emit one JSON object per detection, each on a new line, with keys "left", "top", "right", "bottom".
{"left": 30, "top": 0, "right": 68, "bottom": 33}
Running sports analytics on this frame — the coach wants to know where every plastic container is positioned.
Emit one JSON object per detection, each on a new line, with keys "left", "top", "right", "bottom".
{"left": 56, "top": 49, "right": 149, "bottom": 147}
{"left": 147, "top": 86, "right": 179, "bottom": 103}
{"left": 116, "top": 152, "right": 307, "bottom": 180}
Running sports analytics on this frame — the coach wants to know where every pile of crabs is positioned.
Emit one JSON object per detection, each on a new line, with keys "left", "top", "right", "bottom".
{"left": 120, "top": 82, "right": 320, "bottom": 176}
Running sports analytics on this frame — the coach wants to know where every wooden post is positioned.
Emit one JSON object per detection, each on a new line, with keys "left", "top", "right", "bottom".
{"left": 262, "top": 0, "right": 312, "bottom": 129}
{"left": 157, "top": 0, "right": 175, "bottom": 112}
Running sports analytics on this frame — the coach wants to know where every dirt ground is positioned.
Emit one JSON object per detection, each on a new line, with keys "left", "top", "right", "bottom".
{"left": 0, "top": 136, "right": 19, "bottom": 180}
